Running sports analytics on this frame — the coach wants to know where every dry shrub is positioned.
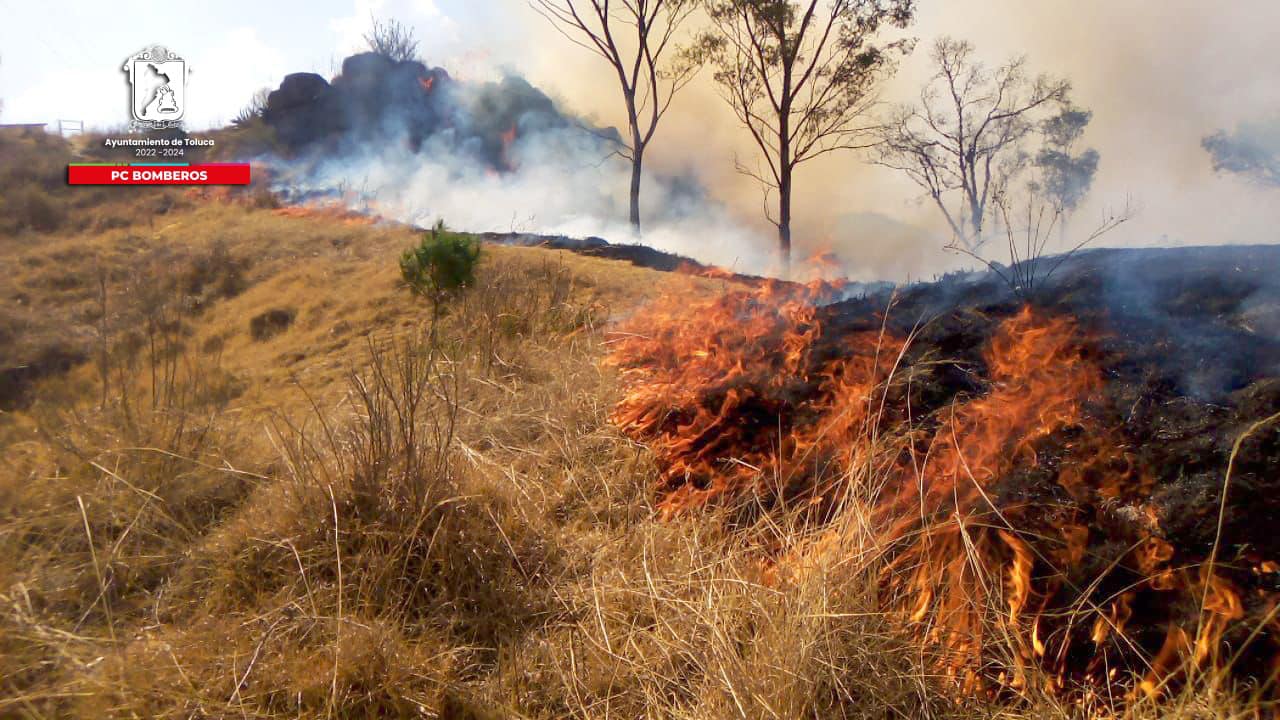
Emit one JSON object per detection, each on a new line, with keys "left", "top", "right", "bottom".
{"left": 0, "top": 234, "right": 256, "bottom": 413}
{"left": 0, "top": 184, "right": 63, "bottom": 234}
{"left": 84, "top": 330, "right": 563, "bottom": 717}
{"left": 0, "top": 342, "right": 255, "bottom": 716}
{"left": 0, "top": 131, "right": 72, "bottom": 235}
{"left": 181, "top": 239, "right": 250, "bottom": 303}
{"left": 0, "top": 130, "right": 187, "bottom": 236}
{"left": 249, "top": 307, "right": 296, "bottom": 340}
{"left": 0, "top": 129, "right": 70, "bottom": 192}
{"left": 18, "top": 187, "right": 63, "bottom": 232}
{"left": 213, "top": 120, "right": 281, "bottom": 159}
{"left": 462, "top": 253, "right": 602, "bottom": 376}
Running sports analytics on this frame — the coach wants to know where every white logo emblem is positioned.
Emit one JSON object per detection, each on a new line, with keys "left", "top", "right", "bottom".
{"left": 123, "top": 45, "right": 187, "bottom": 130}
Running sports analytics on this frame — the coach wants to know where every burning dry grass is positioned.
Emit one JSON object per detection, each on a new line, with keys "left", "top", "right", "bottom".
{"left": 271, "top": 201, "right": 378, "bottom": 225}
{"left": 605, "top": 280, "right": 1280, "bottom": 715}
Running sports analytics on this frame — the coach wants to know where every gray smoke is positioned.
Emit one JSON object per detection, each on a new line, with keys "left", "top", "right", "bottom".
{"left": 255, "top": 52, "right": 776, "bottom": 274}
{"left": 1203, "top": 118, "right": 1280, "bottom": 187}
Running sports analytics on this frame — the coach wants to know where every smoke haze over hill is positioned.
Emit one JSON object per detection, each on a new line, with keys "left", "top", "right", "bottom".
{"left": 3, "top": 0, "right": 1278, "bottom": 278}
{"left": 246, "top": 1, "right": 1280, "bottom": 280}
{"left": 500, "top": 0, "right": 1280, "bottom": 276}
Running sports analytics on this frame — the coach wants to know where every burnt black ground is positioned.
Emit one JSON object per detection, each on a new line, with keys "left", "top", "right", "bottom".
{"left": 477, "top": 231, "right": 771, "bottom": 284}
{"left": 606, "top": 240, "right": 1280, "bottom": 683}
{"left": 841, "top": 245, "right": 1280, "bottom": 550}
{"left": 819, "top": 245, "right": 1280, "bottom": 679}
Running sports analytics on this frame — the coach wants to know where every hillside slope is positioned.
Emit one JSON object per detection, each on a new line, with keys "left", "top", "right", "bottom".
{"left": 1, "top": 132, "right": 1266, "bottom": 719}
{"left": 0, "top": 137, "right": 729, "bottom": 717}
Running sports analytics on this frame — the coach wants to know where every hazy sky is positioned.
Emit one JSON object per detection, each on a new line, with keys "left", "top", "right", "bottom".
{"left": 3, "top": 0, "right": 1278, "bottom": 276}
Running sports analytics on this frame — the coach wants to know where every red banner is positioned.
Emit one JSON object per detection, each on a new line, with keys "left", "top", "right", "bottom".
{"left": 67, "top": 163, "right": 251, "bottom": 185}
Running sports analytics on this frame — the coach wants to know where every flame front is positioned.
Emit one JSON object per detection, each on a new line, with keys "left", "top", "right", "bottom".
{"left": 606, "top": 283, "right": 1273, "bottom": 702}
{"left": 608, "top": 279, "right": 897, "bottom": 519}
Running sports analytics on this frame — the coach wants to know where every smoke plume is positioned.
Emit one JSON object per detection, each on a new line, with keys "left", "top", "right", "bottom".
{"left": 254, "top": 1, "right": 1280, "bottom": 281}
{"left": 257, "top": 52, "right": 776, "bottom": 274}
{"left": 499, "top": 0, "right": 1280, "bottom": 277}
{"left": 1203, "top": 118, "right": 1280, "bottom": 187}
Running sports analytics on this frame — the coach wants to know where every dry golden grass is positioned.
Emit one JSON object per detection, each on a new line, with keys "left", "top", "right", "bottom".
{"left": 0, "top": 135, "right": 1269, "bottom": 719}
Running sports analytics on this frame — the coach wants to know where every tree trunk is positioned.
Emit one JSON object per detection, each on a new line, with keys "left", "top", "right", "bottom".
{"left": 967, "top": 187, "right": 984, "bottom": 248}
{"left": 629, "top": 148, "right": 643, "bottom": 233}
{"left": 778, "top": 162, "right": 793, "bottom": 277}
{"left": 624, "top": 87, "right": 644, "bottom": 235}
{"left": 777, "top": 73, "right": 794, "bottom": 278}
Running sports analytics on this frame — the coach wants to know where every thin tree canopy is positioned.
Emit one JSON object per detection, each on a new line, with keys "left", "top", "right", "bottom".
{"left": 531, "top": 0, "right": 700, "bottom": 231}
{"left": 1033, "top": 106, "right": 1100, "bottom": 219}
{"left": 875, "top": 37, "right": 1072, "bottom": 251}
{"left": 696, "top": 0, "right": 915, "bottom": 267}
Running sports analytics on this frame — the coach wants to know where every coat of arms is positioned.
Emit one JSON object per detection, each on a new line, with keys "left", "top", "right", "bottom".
{"left": 123, "top": 45, "right": 187, "bottom": 130}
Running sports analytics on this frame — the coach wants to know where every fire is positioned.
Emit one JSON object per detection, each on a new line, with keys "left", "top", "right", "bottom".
{"left": 499, "top": 123, "right": 518, "bottom": 171}
{"left": 419, "top": 75, "right": 435, "bottom": 93}
{"left": 271, "top": 201, "right": 375, "bottom": 225}
{"left": 800, "top": 248, "right": 845, "bottom": 282}
{"left": 675, "top": 261, "right": 739, "bottom": 281}
{"left": 606, "top": 282, "right": 1272, "bottom": 703}
{"left": 606, "top": 279, "right": 896, "bottom": 519}
{"left": 873, "top": 307, "right": 1121, "bottom": 691}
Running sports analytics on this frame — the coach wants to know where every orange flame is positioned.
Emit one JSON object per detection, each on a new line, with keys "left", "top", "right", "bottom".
{"left": 607, "top": 279, "right": 897, "bottom": 519}
{"left": 605, "top": 285, "right": 1267, "bottom": 702}
{"left": 271, "top": 201, "right": 374, "bottom": 225}
{"left": 800, "top": 248, "right": 846, "bottom": 283}
{"left": 500, "top": 123, "right": 518, "bottom": 170}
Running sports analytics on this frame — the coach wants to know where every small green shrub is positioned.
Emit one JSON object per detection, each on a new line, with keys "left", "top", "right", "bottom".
{"left": 399, "top": 220, "right": 481, "bottom": 307}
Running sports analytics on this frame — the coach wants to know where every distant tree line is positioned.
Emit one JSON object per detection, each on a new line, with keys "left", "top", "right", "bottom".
{"left": 350, "top": 6, "right": 1122, "bottom": 275}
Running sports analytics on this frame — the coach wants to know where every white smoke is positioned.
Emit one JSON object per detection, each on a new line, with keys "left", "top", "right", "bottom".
{"left": 263, "top": 104, "right": 779, "bottom": 275}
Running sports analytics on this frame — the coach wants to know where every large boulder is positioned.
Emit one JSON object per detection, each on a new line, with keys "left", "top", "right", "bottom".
{"left": 264, "top": 73, "right": 336, "bottom": 148}
{"left": 257, "top": 50, "right": 615, "bottom": 168}
{"left": 265, "top": 73, "right": 329, "bottom": 116}
{"left": 330, "top": 53, "right": 442, "bottom": 143}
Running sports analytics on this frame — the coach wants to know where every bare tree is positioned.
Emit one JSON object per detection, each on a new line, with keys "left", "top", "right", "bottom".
{"left": 979, "top": 186, "right": 1131, "bottom": 301}
{"left": 875, "top": 37, "right": 1071, "bottom": 252}
{"left": 696, "top": 0, "right": 914, "bottom": 271}
{"left": 531, "top": 0, "right": 700, "bottom": 232}
{"left": 364, "top": 16, "right": 420, "bottom": 62}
